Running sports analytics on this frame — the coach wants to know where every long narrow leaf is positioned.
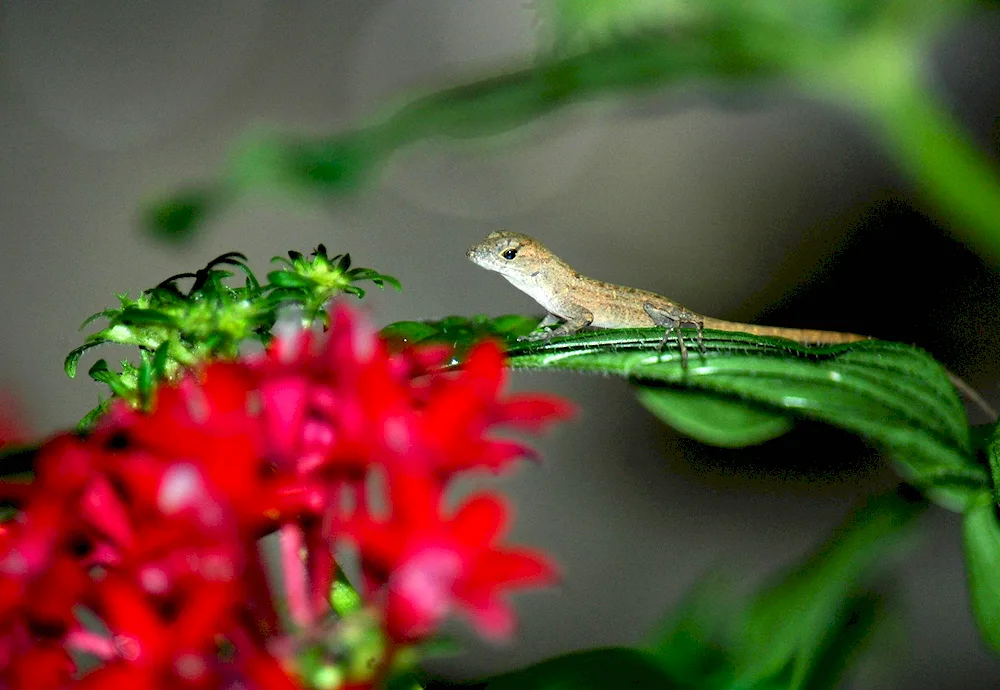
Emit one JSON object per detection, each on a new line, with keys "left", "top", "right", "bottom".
{"left": 506, "top": 328, "right": 985, "bottom": 508}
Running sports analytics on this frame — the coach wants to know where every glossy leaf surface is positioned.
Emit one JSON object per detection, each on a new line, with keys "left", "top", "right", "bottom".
{"left": 504, "top": 328, "right": 987, "bottom": 509}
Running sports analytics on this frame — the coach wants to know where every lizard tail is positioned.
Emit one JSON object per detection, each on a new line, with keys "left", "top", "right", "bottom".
{"left": 699, "top": 317, "right": 997, "bottom": 420}
{"left": 700, "top": 317, "right": 869, "bottom": 345}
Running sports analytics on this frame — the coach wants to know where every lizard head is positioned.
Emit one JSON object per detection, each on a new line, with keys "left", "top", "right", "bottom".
{"left": 466, "top": 231, "right": 552, "bottom": 279}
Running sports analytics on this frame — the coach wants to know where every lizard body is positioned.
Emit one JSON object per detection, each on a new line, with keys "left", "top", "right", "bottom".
{"left": 466, "top": 231, "right": 866, "bottom": 352}
{"left": 466, "top": 231, "right": 995, "bottom": 419}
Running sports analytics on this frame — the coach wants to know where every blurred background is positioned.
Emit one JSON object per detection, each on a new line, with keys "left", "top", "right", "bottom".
{"left": 2, "top": 2, "right": 1000, "bottom": 687}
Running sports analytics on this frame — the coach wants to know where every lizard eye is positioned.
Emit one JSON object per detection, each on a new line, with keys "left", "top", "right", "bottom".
{"left": 502, "top": 248, "right": 518, "bottom": 260}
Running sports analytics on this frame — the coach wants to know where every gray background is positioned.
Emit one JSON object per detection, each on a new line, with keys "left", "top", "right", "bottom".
{"left": 2, "top": 2, "right": 1000, "bottom": 687}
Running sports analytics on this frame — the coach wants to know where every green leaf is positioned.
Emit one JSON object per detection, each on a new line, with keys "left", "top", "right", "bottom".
{"left": 385, "top": 669, "right": 424, "bottom": 690}
{"left": 79, "top": 309, "right": 120, "bottom": 330}
{"left": 986, "top": 419, "right": 1000, "bottom": 507}
{"left": 378, "top": 274, "right": 402, "bottom": 291}
{"left": 143, "top": 23, "right": 777, "bottom": 239}
{"left": 87, "top": 360, "right": 133, "bottom": 399}
{"left": 379, "top": 321, "right": 441, "bottom": 345}
{"left": 77, "top": 400, "right": 112, "bottom": 431}
{"left": 265, "top": 271, "right": 315, "bottom": 289}
{"left": 330, "top": 567, "right": 363, "bottom": 617}
{"left": 733, "top": 488, "right": 926, "bottom": 688}
{"left": 205, "top": 251, "right": 250, "bottom": 267}
{"left": 286, "top": 135, "right": 374, "bottom": 189}
{"left": 792, "top": 591, "right": 887, "bottom": 690}
{"left": 151, "top": 340, "right": 172, "bottom": 379}
{"left": 963, "top": 500, "right": 1000, "bottom": 655}
{"left": 845, "top": 49, "right": 1000, "bottom": 262}
{"left": 972, "top": 422, "right": 995, "bottom": 456}
{"left": 144, "top": 188, "right": 219, "bottom": 240}
{"left": 488, "top": 313, "right": 541, "bottom": 338}
{"left": 113, "top": 307, "right": 177, "bottom": 328}
{"left": 481, "top": 648, "right": 678, "bottom": 690}
{"left": 64, "top": 342, "right": 104, "bottom": 378}
{"left": 644, "top": 571, "right": 736, "bottom": 688}
{"left": 506, "top": 329, "right": 986, "bottom": 509}
{"left": 348, "top": 268, "right": 403, "bottom": 291}
{"left": 636, "top": 385, "right": 793, "bottom": 447}
{"left": 86, "top": 359, "right": 115, "bottom": 385}
{"left": 137, "top": 352, "right": 154, "bottom": 404}
{"left": 140, "top": 1, "right": 1000, "bottom": 259}
{"left": 381, "top": 315, "right": 541, "bottom": 351}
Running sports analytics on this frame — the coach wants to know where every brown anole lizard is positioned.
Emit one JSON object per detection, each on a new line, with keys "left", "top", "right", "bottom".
{"left": 467, "top": 230, "right": 995, "bottom": 417}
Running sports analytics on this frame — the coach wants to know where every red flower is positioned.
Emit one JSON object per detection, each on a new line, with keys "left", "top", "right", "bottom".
{"left": 410, "top": 339, "right": 573, "bottom": 479}
{"left": 105, "top": 363, "right": 278, "bottom": 534}
{"left": 348, "top": 469, "right": 557, "bottom": 642}
{"left": 251, "top": 306, "right": 572, "bottom": 485}
{"left": 0, "top": 435, "right": 106, "bottom": 684}
{"left": 0, "top": 302, "right": 571, "bottom": 686}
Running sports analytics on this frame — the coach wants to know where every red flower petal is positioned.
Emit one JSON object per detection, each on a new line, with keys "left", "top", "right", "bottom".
{"left": 493, "top": 394, "right": 576, "bottom": 430}
{"left": 460, "top": 341, "right": 506, "bottom": 398}
{"left": 450, "top": 494, "right": 507, "bottom": 548}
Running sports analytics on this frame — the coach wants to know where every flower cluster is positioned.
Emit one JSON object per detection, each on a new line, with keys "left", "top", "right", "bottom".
{"left": 0, "top": 305, "right": 572, "bottom": 689}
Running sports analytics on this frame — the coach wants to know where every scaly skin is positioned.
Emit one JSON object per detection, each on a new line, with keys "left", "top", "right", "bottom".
{"left": 466, "top": 231, "right": 866, "bottom": 347}
{"left": 467, "top": 230, "right": 994, "bottom": 418}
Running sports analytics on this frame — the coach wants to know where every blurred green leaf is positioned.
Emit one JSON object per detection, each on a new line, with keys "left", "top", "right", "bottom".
{"left": 506, "top": 328, "right": 986, "bottom": 509}
{"left": 841, "top": 52, "right": 1000, "bottom": 261}
{"left": 636, "top": 385, "right": 794, "bottom": 447}
{"left": 143, "top": 2, "right": 1000, "bottom": 258}
{"left": 644, "top": 572, "right": 736, "bottom": 689}
{"left": 77, "top": 401, "right": 112, "bottom": 432}
{"left": 143, "top": 187, "right": 221, "bottom": 240}
{"left": 380, "top": 321, "right": 441, "bottom": 345}
{"left": 452, "top": 486, "right": 917, "bottom": 690}
{"left": 481, "top": 648, "right": 678, "bottom": 689}
{"left": 733, "top": 489, "right": 926, "bottom": 688}
{"left": 145, "top": 22, "right": 775, "bottom": 239}
{"left": 985, "top": 421, "right": 1000, "bottom": 508}
{"left": 963, "top": 500, "right": 1000, "bottom": 655}
{"left": 385, "top": 668, "right": 424, "bottom": 690}
{"left": 330, "top": 567, "right": 363, "bottom": 618}
{"left": 381, "top": 315, "right": 540, "bottom": 351}
{"left": 971, "top": 422, "right": 996, "bottom": 456}
{"left": 792, "top": 591, "right": 888, "bottom": 690}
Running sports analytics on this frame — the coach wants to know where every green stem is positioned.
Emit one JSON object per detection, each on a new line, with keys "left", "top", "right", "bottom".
{"left": 817, "top": 17, "right": 1000, "bottom": 260}
{"left": 987, "top": 422, "right": 1000, "bottom": 507}
{"left": 868, "top": 86, "right": 1000, "bottom": 259}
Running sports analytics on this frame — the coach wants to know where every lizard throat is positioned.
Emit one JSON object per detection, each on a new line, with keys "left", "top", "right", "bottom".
{"left": 501, "top": 272, "right": 562, "bottom": 314}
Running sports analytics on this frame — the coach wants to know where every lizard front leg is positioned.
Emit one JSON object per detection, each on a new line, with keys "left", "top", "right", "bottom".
{"left": 518, "top": 304, "right": 594, "bottom": 342}
{"left": 643, "top": 302, "right": 705, "bottom": 368}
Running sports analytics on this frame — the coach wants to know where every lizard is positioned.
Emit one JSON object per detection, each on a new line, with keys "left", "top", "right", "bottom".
{"left": 467, "top": 230, "right": 996, "bottom": 418}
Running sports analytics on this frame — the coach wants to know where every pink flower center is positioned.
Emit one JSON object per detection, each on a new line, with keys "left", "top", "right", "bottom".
{"left": 391, "top": 546, "right": 462, "bottom": 625}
